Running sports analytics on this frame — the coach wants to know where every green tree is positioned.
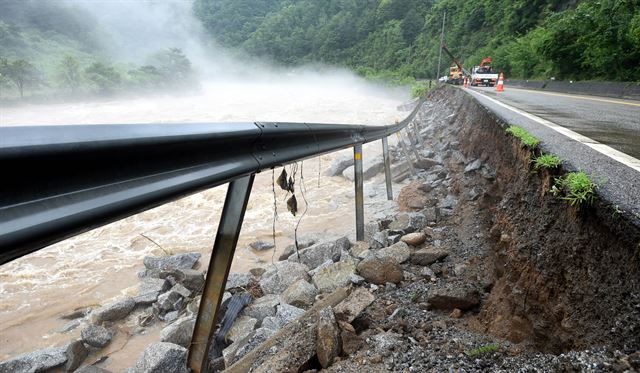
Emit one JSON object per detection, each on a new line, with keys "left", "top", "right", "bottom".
{"left": 56, "top": 55, "right": 82, "bottom": 93}
{"left": 84, "top": 62, "right": 121, "bottom": 93}
{"left": 1, "top": 58, "right": 41, "bottom": 98}
{"left": 147, "top": 48, "right": 197, "bottom": 88}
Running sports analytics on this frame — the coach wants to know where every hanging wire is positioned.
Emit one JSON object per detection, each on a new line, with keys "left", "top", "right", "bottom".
{"left": 294, "top": 161, "right": 309, "bottom": 261}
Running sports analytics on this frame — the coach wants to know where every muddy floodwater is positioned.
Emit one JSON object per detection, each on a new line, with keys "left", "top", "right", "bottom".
{"left": 0, "top": 76, "right": 410, "bottom": 370}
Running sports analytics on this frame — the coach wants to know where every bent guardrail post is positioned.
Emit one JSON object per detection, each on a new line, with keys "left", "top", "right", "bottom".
{"left": 354, "top": 144, "right": 365, "bottom": 241}
{"left": 188, "top": 174, "right": 255, "bottom": 373}
{"left": 382, "top": 137, "right": 393, "bottom": 200}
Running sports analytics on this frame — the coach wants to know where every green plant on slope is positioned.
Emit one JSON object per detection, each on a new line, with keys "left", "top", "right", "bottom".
{"left": 506, "top": 126, "right": 540, "bottom": 148}
{"left": 532, "top": 153, "right": 562, "bottom": 171}
{"left": 466, "top": 344, "right": 500, "bottom": 358}
{"left": 551, "top": 171, "right": 597, "bottom": 206}
{"left": 410, "top": 80, "right": 434, "bottom": 98}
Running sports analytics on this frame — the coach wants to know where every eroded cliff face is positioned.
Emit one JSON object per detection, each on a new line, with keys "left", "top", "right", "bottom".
{"left": 434, "top": 86, "right": 640, "bottom": 353}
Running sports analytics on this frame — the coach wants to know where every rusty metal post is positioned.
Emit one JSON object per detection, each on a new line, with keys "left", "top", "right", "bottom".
{"left": 382, "top": 137, "right": 393, "bottom": 200}
{"left": 354, "top": 144, "right": 364, "bottom": 241}
{"left": 188, "top": 174, "right": 255, "bottom": 373}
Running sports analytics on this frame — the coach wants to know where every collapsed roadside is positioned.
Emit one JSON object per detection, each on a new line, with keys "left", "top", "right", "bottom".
{"left": 3, "top": 85, "right": 639, "bottom": 373}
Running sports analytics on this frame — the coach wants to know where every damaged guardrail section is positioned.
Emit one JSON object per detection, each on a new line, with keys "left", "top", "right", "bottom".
{"left": 0, "top": 97, "right": 424, "bottom": 372}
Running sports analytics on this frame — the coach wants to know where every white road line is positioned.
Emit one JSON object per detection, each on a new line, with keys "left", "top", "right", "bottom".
{"left": 466, "top": 88, "right": 640, "bottom": 173}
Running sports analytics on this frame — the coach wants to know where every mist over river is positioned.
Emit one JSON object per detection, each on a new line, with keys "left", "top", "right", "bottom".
{"left": 0, "top": 74, "right": 411, "bottom": 370}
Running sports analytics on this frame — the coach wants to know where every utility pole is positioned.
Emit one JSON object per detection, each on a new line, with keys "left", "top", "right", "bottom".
{"left": 436, "top": 10, "right": 446, "bottom": 82}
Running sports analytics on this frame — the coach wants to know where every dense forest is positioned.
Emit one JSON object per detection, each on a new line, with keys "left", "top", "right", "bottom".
{"left": 194, "top": 0, "right": 640, "bottom": 82}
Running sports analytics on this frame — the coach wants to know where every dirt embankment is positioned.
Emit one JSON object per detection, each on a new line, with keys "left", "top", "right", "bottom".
{"left": 446, "top": 86, "right": 640, "bottom": 353}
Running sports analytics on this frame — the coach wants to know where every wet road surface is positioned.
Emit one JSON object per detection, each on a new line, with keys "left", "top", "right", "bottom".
{"left": 465, "top": 86, "right": 640, "bottom": 221}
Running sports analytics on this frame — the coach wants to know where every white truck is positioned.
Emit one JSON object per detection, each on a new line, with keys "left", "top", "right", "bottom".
{"left": 470, "top": 57, "right": 498, "bottom": 87}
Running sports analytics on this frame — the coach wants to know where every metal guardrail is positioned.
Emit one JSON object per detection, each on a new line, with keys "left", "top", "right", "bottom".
{"left": 0, "top": 97, "right": 425, "bottom": 372}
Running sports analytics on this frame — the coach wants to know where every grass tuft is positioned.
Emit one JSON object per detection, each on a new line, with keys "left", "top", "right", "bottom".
{"left": 466, "top": 344, "right": 500, "bottom": 358}
{"left": 506, "top": 126, "right": 540, "bottom": 148}
{"left": 551, "top": 171, "right": 597, "bottom": 206}
{"left": 533, "top": 153, "right": 562, "bottom": 171}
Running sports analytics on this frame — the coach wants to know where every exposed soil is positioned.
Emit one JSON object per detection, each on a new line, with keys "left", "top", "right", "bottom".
{"left": 324, "top": 85, "right": 640, "bottom": 372}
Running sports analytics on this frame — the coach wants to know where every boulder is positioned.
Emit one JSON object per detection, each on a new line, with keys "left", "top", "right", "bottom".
{"left": 400, "top": 232, "right": 427, "bottom": 246}
{"left": 339, "top": 321, "right": 363, "bottom": 355}
{"left": 350, "top": 274, "right": 365, "bottom": 285}
{"left": 464, "top": 159, "right": 483, "bottom": 173}
{"left": 143, "top": 253, "right": 200, "bottom": 271}
{"left": 81, "top": 324, "right": 113, "bottom": 348}
{"left": 281, "top": 279, "right": 317, "bottom": 308}
{"left": 278, "top": 237, "right": 316, "bottom": 261}
{"left": 369, "top": 230, "right": 388, "bottom": 250}
{"left": 388, "top": 212, "right": 427, "bottom": 234}
{"left": 275, "top": 304, "right": 305, "bottom": 326}
{"left": 308, "top": 259, "right": 334, "bottom": 278}
{"left": 228, "top": 316, "right": 258, "bottom": 343}
{"left": 249, "top": 241, "right": 274, "bottom": 251}
{"left": 316, "top": 307, "right": 341, "bottom": 368}
{"left": 288, "top": 237, "right": 350, "bottom": 270}
{"left": 159, "top": 268, "right": 204, "bottom": 292}
{"left": 410, "top": 248, "right": 449, "bottom": 266}
{"left": 260, "top": 316, "right": 281, "bottom": 331}
{"left": 242, "top": 294, "right": 280, "bottom": 323}
{"left": 333, "top": 288, "right": 375, "bottom": 323}
{"left": 64, "top": 340, "right": 88, "bottom": 372}
{"left": 129, "top": 342, "right": 188, "bottom": 373}
{"left": 426, "top": 284, "right": 480, "bottom": 310}
{"left": 170, "top": 283, "right": 191, "bottom": 298}
{"left": 157, "top": 289, "right": 184, "bottom": 312}
{"left": 349, "top": 241, "right": 370, "bottom": 258}
{"left": 136, "top": 278, "right": 170, "bottom": 305}
{"left": 356, "top": 256, "right": 403, "bottom": 285}
{"left": 324, "top": 153, "right": 354, "bottom": 176}
{"left": 0, "top": 346, "right": 67, "bottom": 373}
{"left": 439, "top": 194, "right": 458, "bottom": 209}
{"left": 421, "top": 207, "right": 440, "bottom": 224}
{"left": 342, "top": 156, "right": 384, "bottom": 181}
{"left": 397, "top": 180, "right": 428, "bottom": 211}
{"left": 229, "top": 327, "right": 276, "bottom": 366}
{"left": 93, "top": 297, "right": 136, "bottom": 322}
{"left": 375, "top": 242, "right": 411, "bottom": 264}
{"left": 312, "top": 260, "right": 357, "bottom": 293}
{"left": 414, "top": 158, "right": 439, "bottom": 169}
{"left": 160, "top": 316, "right": 196, "bottom": 348}
{"left": 260, "top": 261, "right": 310, "bottom": 294}
{"left": 226, "top": 273, "right": 252, "bottom": 290}
{"left": 163, "top": 311, "right": 179, "bottom": 323}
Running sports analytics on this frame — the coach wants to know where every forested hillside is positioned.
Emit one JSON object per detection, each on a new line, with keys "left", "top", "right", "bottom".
{"left": 194, "top": 0, "right": 640, "bottom": 81}
{"left": 0, "top": 1, "right": 198, "bottom": 99}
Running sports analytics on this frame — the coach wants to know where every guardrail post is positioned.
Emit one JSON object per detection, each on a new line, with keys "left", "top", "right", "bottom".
{"left": 382, "top": 137, "right": 393, "bottom": 200}
{"left": 354, "top": 144, "right": 364, "bottom": 241}
{"left": 188, "top": 174, "right": 255, "bottom": 373}
{"left": 396, "top": 133, "right": 417, "bottom": 177}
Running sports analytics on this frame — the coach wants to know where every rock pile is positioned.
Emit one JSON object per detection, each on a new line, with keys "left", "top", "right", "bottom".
{"left": 0, "top": 252, "right": 206, "bottom": 373}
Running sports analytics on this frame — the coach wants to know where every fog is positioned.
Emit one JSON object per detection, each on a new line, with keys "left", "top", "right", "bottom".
{"left": 0, "top": 1, "right": 411, "bottom": 369}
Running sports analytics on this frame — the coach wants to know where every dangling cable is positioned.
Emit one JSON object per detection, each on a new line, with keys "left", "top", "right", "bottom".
{"left": 294, "top": 161, "right": 309, "bottom": 261}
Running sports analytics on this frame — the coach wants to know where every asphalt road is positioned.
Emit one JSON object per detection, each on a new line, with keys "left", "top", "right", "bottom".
{"left": 464, "top": 86, "right": 640, "bottom": 221}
